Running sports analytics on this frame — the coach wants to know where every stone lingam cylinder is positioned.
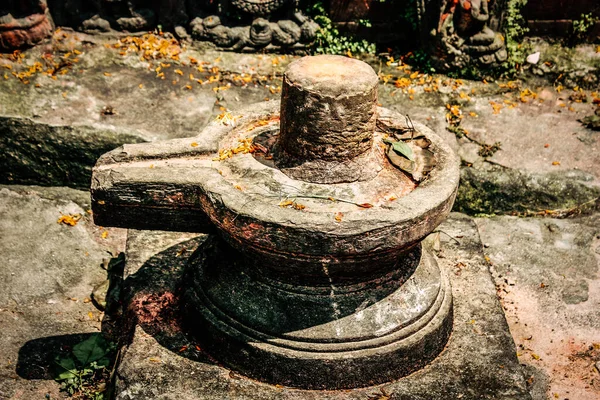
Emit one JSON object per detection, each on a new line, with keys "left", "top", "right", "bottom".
{"left": 90, "top": 55, "right": 460, "bottom": 390}
{"left": 276, "top": 55, "right": 380, "bottom": 183}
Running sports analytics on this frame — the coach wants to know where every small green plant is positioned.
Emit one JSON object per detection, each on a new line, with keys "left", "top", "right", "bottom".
{"left": 572, "top": 13, "right": 599, "bottom": 43}
{"left": 305, "top": 2, "right": 376, "bottom": 55}
{"left": 53, "top": 333, "right": 116, "bottom": 399}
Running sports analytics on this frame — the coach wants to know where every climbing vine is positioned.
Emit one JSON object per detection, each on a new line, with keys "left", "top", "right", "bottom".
{"left": 502, "top": 0, "right": 529, "bottom": 75}
{"left": 571, "top": 13, "right": 599, "bottom": 44}
{"left": 305, "top": 1, "right": 376, "bottom": 55}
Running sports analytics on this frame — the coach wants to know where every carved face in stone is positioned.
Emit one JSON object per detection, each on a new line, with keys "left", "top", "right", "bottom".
{"left": 0, "top": 0, "right": 53, "bottom": 51}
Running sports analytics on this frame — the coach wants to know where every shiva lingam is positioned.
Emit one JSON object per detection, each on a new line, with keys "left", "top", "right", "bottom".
{"left": 91, "top": 55, "right": 459, "bottom": 389}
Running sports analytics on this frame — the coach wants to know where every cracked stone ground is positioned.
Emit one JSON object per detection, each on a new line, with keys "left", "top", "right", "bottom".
{"left": 0, "top": 30, "right": 599, "bottom": 399}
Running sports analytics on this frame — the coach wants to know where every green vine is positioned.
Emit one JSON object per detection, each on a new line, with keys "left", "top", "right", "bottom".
{"left": 305, "top": 1, "right": 376, "bottom": 55}
{"left": 502, "top": 0, "right": 530, "bottom": 76}
{"left": 572, "top": 13, "right": 599, "bottom": 44}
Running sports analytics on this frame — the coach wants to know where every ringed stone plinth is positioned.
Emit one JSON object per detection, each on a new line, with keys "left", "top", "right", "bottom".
{"left": 276, "top": 55, "right": 380, "bottom": 184}
{"left": 184, "top": 237, "right": 453, "bottom": 389}
{"left": 90, "top": 56, "right": 460, "bottom": 390}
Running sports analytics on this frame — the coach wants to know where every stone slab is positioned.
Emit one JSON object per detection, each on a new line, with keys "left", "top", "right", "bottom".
{"left": 476, "top": 214, "right": 600, "bottom": 400}
{"left": 113, "top": 213, "right": 531, "bottom": 400}
{"left": 0, "top": 185, "right": 126, "bottom": 399}
{"left": 0, "top": 30, "right": 289, "bottom": 189}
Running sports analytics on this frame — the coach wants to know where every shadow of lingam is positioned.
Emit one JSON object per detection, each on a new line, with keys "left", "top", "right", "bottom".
{"left": 114, "top": 235, "right": 217, "bottom": 365}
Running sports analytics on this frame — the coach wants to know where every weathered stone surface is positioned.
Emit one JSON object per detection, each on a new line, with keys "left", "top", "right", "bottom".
{"left": 0, "top": 116, "right": 146, "bottom": 188}
{"left": 429, "top": 0, "right": 507, "bottom": 70}
{"left": 280, "top": 55, "right": 378, "bottom": 161}
{"left": 477, "top": 214, "right": 600, "bottom": 399}
{"left": 0, "top": 185, "right": 126, "bottom": 399}
{"left": 91, "top": 54, "right": 462, "bottom": 388}
{"left": 0, "top": 1, "right": 53, "bottom": 51}
{"left": 1, "top": 35, "right": 597, "bottom": 216}
{"left": 113, "top": 214, "right": 531, "bottom": 399}
{"left": 276, "top": 55, "right": 380, "bottom": 183}
{"left": 0, "top": 36, "right": 279, "bottom": 188}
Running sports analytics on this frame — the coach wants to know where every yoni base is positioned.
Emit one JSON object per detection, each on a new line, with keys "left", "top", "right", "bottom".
{"left": 113, "top": 214, "right": 532, "bottom": 399}
{"left": 183, "top": 237, "right": 452, "bottom": 389}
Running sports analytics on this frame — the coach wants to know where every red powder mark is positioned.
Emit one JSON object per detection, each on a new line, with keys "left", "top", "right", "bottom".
{"left": 130, "top": 291, "right": 181, "bottom": 333}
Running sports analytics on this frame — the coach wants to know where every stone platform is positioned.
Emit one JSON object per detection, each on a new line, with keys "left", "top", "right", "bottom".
{"left": 114, "top": 213, "right": 531, "bottom": 400}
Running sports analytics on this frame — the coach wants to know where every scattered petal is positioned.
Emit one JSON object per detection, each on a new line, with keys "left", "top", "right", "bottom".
{"left": 57, "top": 214, "right": 81, "bottom": 226}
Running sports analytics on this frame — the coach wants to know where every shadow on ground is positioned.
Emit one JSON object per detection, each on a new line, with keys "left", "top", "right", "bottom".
{"left": 17, "top": 333, "right": 95, "bottom": 381}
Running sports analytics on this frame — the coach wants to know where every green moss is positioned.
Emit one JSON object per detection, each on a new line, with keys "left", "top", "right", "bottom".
{"left": 455, "top": 167, "right": 600, "bottom": 217}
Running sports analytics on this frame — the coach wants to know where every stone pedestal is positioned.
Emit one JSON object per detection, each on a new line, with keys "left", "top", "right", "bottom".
{"left": 112, "top": 216, "right": 532, "bottom": 399}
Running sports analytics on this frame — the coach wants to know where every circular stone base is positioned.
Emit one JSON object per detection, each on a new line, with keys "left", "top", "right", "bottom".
{"left": 184, "top": 236, "right": 453, "bottom": 389}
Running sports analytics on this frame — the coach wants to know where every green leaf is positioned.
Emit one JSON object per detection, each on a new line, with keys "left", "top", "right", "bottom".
{"left": 391, "top": 140, "right": 415, "bottom": 161}
{"left": 386, "top": 141, "right": 437, "bottom": 182}
{"left": 54, "top": 357, "right": 77, "bottom": 381}
{"left": 91, "top": 357, "right": 111, "bottom": 369}
{"left": 73, "top": 333, "right": 110, "bottom": 366}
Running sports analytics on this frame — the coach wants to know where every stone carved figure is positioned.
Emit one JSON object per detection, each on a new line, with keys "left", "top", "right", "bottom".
{"left": 81, "top": 0, "right": 158, "bottom": 33}
{"left": 47, "top": 0, "right": 159, "bottom": 33}
{"left": 434, "top": 0, "right": 507, "bottom": 69}
{"left": 228, "top": 0, "right": 294, "bottom": 16}
{"left": 0, "top": 0, "right": 318, "bottom": 52}
{"left": 189, "top": 0, "right": 319, "bottom": 51}
{"left": 0, "top": 0, "right": 53, "bottom": 51}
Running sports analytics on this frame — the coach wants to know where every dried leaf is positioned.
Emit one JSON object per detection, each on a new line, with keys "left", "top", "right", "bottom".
{"left": 279, "top": 200, "right": 293, "bottom": 207}
{"left": 387, "top": 146, "right": 414, "bottom": 173}
{"left": 386, "top": 142, "right": 436, "bottom": 182}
